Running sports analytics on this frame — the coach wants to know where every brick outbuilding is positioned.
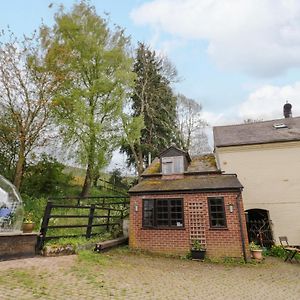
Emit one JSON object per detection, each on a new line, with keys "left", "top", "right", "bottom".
{"left": 129, "top": 146, "right": 250, "bottom": 260}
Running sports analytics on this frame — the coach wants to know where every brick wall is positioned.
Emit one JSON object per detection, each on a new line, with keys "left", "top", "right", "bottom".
{"left": 129, "top": 191, "right": 250, "bottom": 259}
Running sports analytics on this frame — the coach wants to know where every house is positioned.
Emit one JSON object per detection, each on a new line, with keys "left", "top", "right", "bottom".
{"left": 213, "top": 106, "right": 300, "bottom": 246}
{"left": 129, "top": 146, "right": 250, "bottom": 259}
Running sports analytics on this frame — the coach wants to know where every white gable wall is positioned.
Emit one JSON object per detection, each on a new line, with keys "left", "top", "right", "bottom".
{"left": 215, "top": 141, "right": 300, "bottom": 245}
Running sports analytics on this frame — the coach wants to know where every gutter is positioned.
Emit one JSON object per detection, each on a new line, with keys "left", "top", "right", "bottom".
{"left": 128, "top": 187, "right": 242, "bottom": 196}
{"left": 216, "top": 138, "right": 300, "bottom": 148}
{"left": 142, "top": 170, "right": 222, "bottom": 178}
{"left": 236, "top": 188, "right": 248, "bottom": 262}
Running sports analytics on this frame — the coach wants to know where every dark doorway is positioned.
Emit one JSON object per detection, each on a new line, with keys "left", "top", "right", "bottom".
{"left": 245, "top": 209, "right": 274, "bottom": 247}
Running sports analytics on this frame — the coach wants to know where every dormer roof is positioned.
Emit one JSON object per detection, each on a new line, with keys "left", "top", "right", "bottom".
{"left": 158, "top": 145, "right": 191, "bottom": 162}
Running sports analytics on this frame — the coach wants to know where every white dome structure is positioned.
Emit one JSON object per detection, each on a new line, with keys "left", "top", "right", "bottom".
{"left": 0, "top": 175, "right": 24, "bottom": 232}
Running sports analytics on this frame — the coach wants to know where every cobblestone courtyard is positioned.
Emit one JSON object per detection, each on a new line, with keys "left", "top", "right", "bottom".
{"left": 0, "top": 248, "right": 299, "bottom": 299}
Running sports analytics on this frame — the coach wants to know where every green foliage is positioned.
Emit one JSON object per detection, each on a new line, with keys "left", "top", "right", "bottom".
{"left": 45, "top": 233, "right": 112, "bottom": 249}
{"left": 249, "top": 241, "right": 262, "bottom": 250}
{"left": 23, "top": 212, "right": 34, "bottom": 223}
{"left": 265, "top": 245, "right": 300, "bottom": 260}
{"left": 77, "top": 250, "right": 112, "bottom": 265}
{"left": 268, "top": 245, "right": 286, "bottom": 258}
{"left": 121, "top": 42, "right": 180, "bottom": 176}
{"left": 191, "top": 240, "right": 206, "bottom": 251}
{"left": 0, "top": 30, "right": 55, "bottom": 189}
{"left": 41, "top": 1, "right": 135, "bottom": 195}
{"left": 21, "top": 154, "right": 73, "bottom": 197}
{"left": 108, "top": 168, "right": 129, "bottom": 191}
{"left": 205, "top": 257, "right": 247, "bottom": 265}
{"left": 22, "top": 195, "right": 48, "bottom": 228}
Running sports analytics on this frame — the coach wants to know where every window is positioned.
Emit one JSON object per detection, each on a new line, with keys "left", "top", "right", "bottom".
{"left": 143, "top": 199, "right": 184, "bottom": 228}
{"left": 161, "top": 156, "right": 184, "bottom": 174}
{"left": 208, "top": 197, "right": 227, "bottom": 228}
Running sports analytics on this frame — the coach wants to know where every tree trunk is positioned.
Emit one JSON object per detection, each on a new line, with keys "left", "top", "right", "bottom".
{"left": 137, "top": 148, "right": 144, "bottom": 182}
{"left": 81, "top": 117, "right": 96, "bottom": 197}
{"left": 13, "top": 137, "right": 26, "bottom": 190}
{"left": 81, "top": 161, "right": 93, "bottom": 197}
{"left": 130, "top": 143, "right": 144, "bottom": 182}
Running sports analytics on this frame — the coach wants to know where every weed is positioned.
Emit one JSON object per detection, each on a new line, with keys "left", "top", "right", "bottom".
{"left": 44, "top": 232, "right": 112, "bottom": 253}
{"left": 77, "top": 250, "right": 112, "bottom": 266}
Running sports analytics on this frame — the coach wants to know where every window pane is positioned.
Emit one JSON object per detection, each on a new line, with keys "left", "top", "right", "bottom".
{"left": 208, "top": 197, "right": 226, "bottom": 228}
{"left": 156, "top": 199, "right": 168, "bottom": 225}
{"left": 143, "top": 200, "right": 154, "bottom": 227}
{"left": 143, "top": 198, "right": 184, "bottom": 228}
{"left": 169, "top": 199, "right": 183, "bottom": 227}
{"left": 157, "top": 220, "right": 169, "bottom": 226}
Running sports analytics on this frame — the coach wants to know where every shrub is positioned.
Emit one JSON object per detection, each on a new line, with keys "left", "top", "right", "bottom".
{"left": 21, "top": 154, "right": 73, "bottom": 197}
{"left": 268, "top": 245, "right": 287, "bottom": 258}
{"left": 249, "top": 241, "right": 262, "bottom": 251}
{"left": 22, "top": 195, "right": 48, "bottom": 229}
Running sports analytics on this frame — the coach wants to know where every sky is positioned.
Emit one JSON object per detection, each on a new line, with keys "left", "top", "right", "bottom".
{"left": 2, "top": 0, "right": 300, "bottom": 126}
{"left": 1, "top": 0, "right": 300, "bottom": 170}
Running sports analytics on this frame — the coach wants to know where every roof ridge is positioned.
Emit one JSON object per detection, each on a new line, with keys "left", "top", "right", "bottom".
{"left": 213, "top": 116, "right": 300, "bottom": 129}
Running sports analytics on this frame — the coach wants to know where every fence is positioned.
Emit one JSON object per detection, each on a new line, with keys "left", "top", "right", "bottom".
{"left": 97, "top": 178, "right": 128, "bottom": 195}
{"left": 38, "top": 196, "right": 129, "bottom": 249}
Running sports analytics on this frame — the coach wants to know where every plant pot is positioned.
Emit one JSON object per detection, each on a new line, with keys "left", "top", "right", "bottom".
{"left": 251, "top": 249, "right": 263, "bottom": 260}
{"left": 22, "top": 222, "right": 35, "bottom": 233}
{"left": 191, "top": 249, "right": 206, "bottom": 260}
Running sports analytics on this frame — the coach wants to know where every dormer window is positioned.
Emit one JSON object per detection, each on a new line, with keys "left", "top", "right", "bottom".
{"left": 162, "top": 156, "right": 184, "bottom": 174}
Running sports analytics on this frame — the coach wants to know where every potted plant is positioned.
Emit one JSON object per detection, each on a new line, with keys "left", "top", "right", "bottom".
{"left": 250, "top": 241, "right": 263, "bottom": 260}
{"left": 191, "top": 240, "right": 206, "bottom": 260}
{"left": 22, "top": 212, "right": 35, "bottom": 233}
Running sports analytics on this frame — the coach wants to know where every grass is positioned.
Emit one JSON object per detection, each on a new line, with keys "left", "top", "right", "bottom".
{"left": 44, "top": 232, "right": 112, "bottom": 249}
{"left": 77, "top": 250, "right": 112, "bottom": 265}
{"left": 0, "top": 269, "right": 51, "bottom": 298}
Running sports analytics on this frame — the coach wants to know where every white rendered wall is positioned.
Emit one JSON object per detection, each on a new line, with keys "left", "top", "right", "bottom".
{"left": 216, "top": 141, "right": 300, "bottom": 245}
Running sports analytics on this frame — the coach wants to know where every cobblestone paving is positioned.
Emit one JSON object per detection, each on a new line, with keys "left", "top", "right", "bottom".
{"left": 0, "top": 249, "right": 299, "bottom": 300}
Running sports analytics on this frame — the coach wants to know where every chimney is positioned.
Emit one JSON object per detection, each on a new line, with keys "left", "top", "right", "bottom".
{"left": 283, "top": 101, "right": 292, "bottom": 118}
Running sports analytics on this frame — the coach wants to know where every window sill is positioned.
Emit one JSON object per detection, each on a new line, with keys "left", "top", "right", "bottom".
{"left": 209, "top": 227, "right": 228, "bottom": 231}
{"left": 141, "top": 227, "right": 186, "bottom": 230}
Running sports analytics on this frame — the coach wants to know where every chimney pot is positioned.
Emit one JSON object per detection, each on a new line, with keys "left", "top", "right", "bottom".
{"left": 283, "top": 101, "right": 292, "bottom": 118}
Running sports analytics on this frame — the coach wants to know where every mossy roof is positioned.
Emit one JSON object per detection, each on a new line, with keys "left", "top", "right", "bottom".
{"left": 129, "top": 174, "right": 242, "bottom": 194}
{"left": 142, "top": 154, "right": 219, "bottom": 176}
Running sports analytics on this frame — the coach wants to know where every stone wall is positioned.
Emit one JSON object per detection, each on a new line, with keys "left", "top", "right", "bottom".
{"left": 0, "top": 232, "right": 38, "bottom": 260}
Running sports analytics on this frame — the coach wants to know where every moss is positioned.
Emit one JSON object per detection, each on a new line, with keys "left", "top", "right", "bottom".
{"left": 142, "top": 180, "right": 161, "bottom": 186}
{"left": 144, "top": 161, "right": 161, "bottom": 174}
{"left": 203, "top": 154, "right": 217, "bottom": 168}
{"left": 192, "top": 154, "right": 216, "bottom": 168}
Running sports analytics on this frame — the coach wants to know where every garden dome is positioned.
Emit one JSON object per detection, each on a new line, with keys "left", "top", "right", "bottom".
{"left": 0, "top": 175, "right": 23, "bottom": 232}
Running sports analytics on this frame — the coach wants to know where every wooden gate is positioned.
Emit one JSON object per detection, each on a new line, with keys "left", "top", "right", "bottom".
{"left": 38, "top": 196, "right": 129, "bottom": 249}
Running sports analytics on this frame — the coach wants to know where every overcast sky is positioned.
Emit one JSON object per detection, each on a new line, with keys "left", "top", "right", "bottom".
{"left": 2, "top": 0, "right": 300, "bottom": 126}
{"left": 2, "top": 0, "right": 300, "bottom": 171}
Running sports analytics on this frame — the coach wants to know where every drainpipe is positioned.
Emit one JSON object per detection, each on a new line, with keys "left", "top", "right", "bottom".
{"left": 236, "top": 188, "right": 248, "bottom": 262}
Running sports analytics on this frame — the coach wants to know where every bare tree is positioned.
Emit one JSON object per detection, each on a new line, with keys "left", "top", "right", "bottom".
{"left": 176, "top": 94, "right": 210, "bottom": 156}
{"left": 0, "top": 32, "right": 56, "bottom": 189}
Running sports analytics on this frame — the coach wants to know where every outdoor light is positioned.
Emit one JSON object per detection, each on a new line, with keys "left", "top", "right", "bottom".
{"left": 228, "top": 203, "right": 234, "bottom": 213}
{"left": 134, "top": 202, "right": 138, "bottom": 212}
